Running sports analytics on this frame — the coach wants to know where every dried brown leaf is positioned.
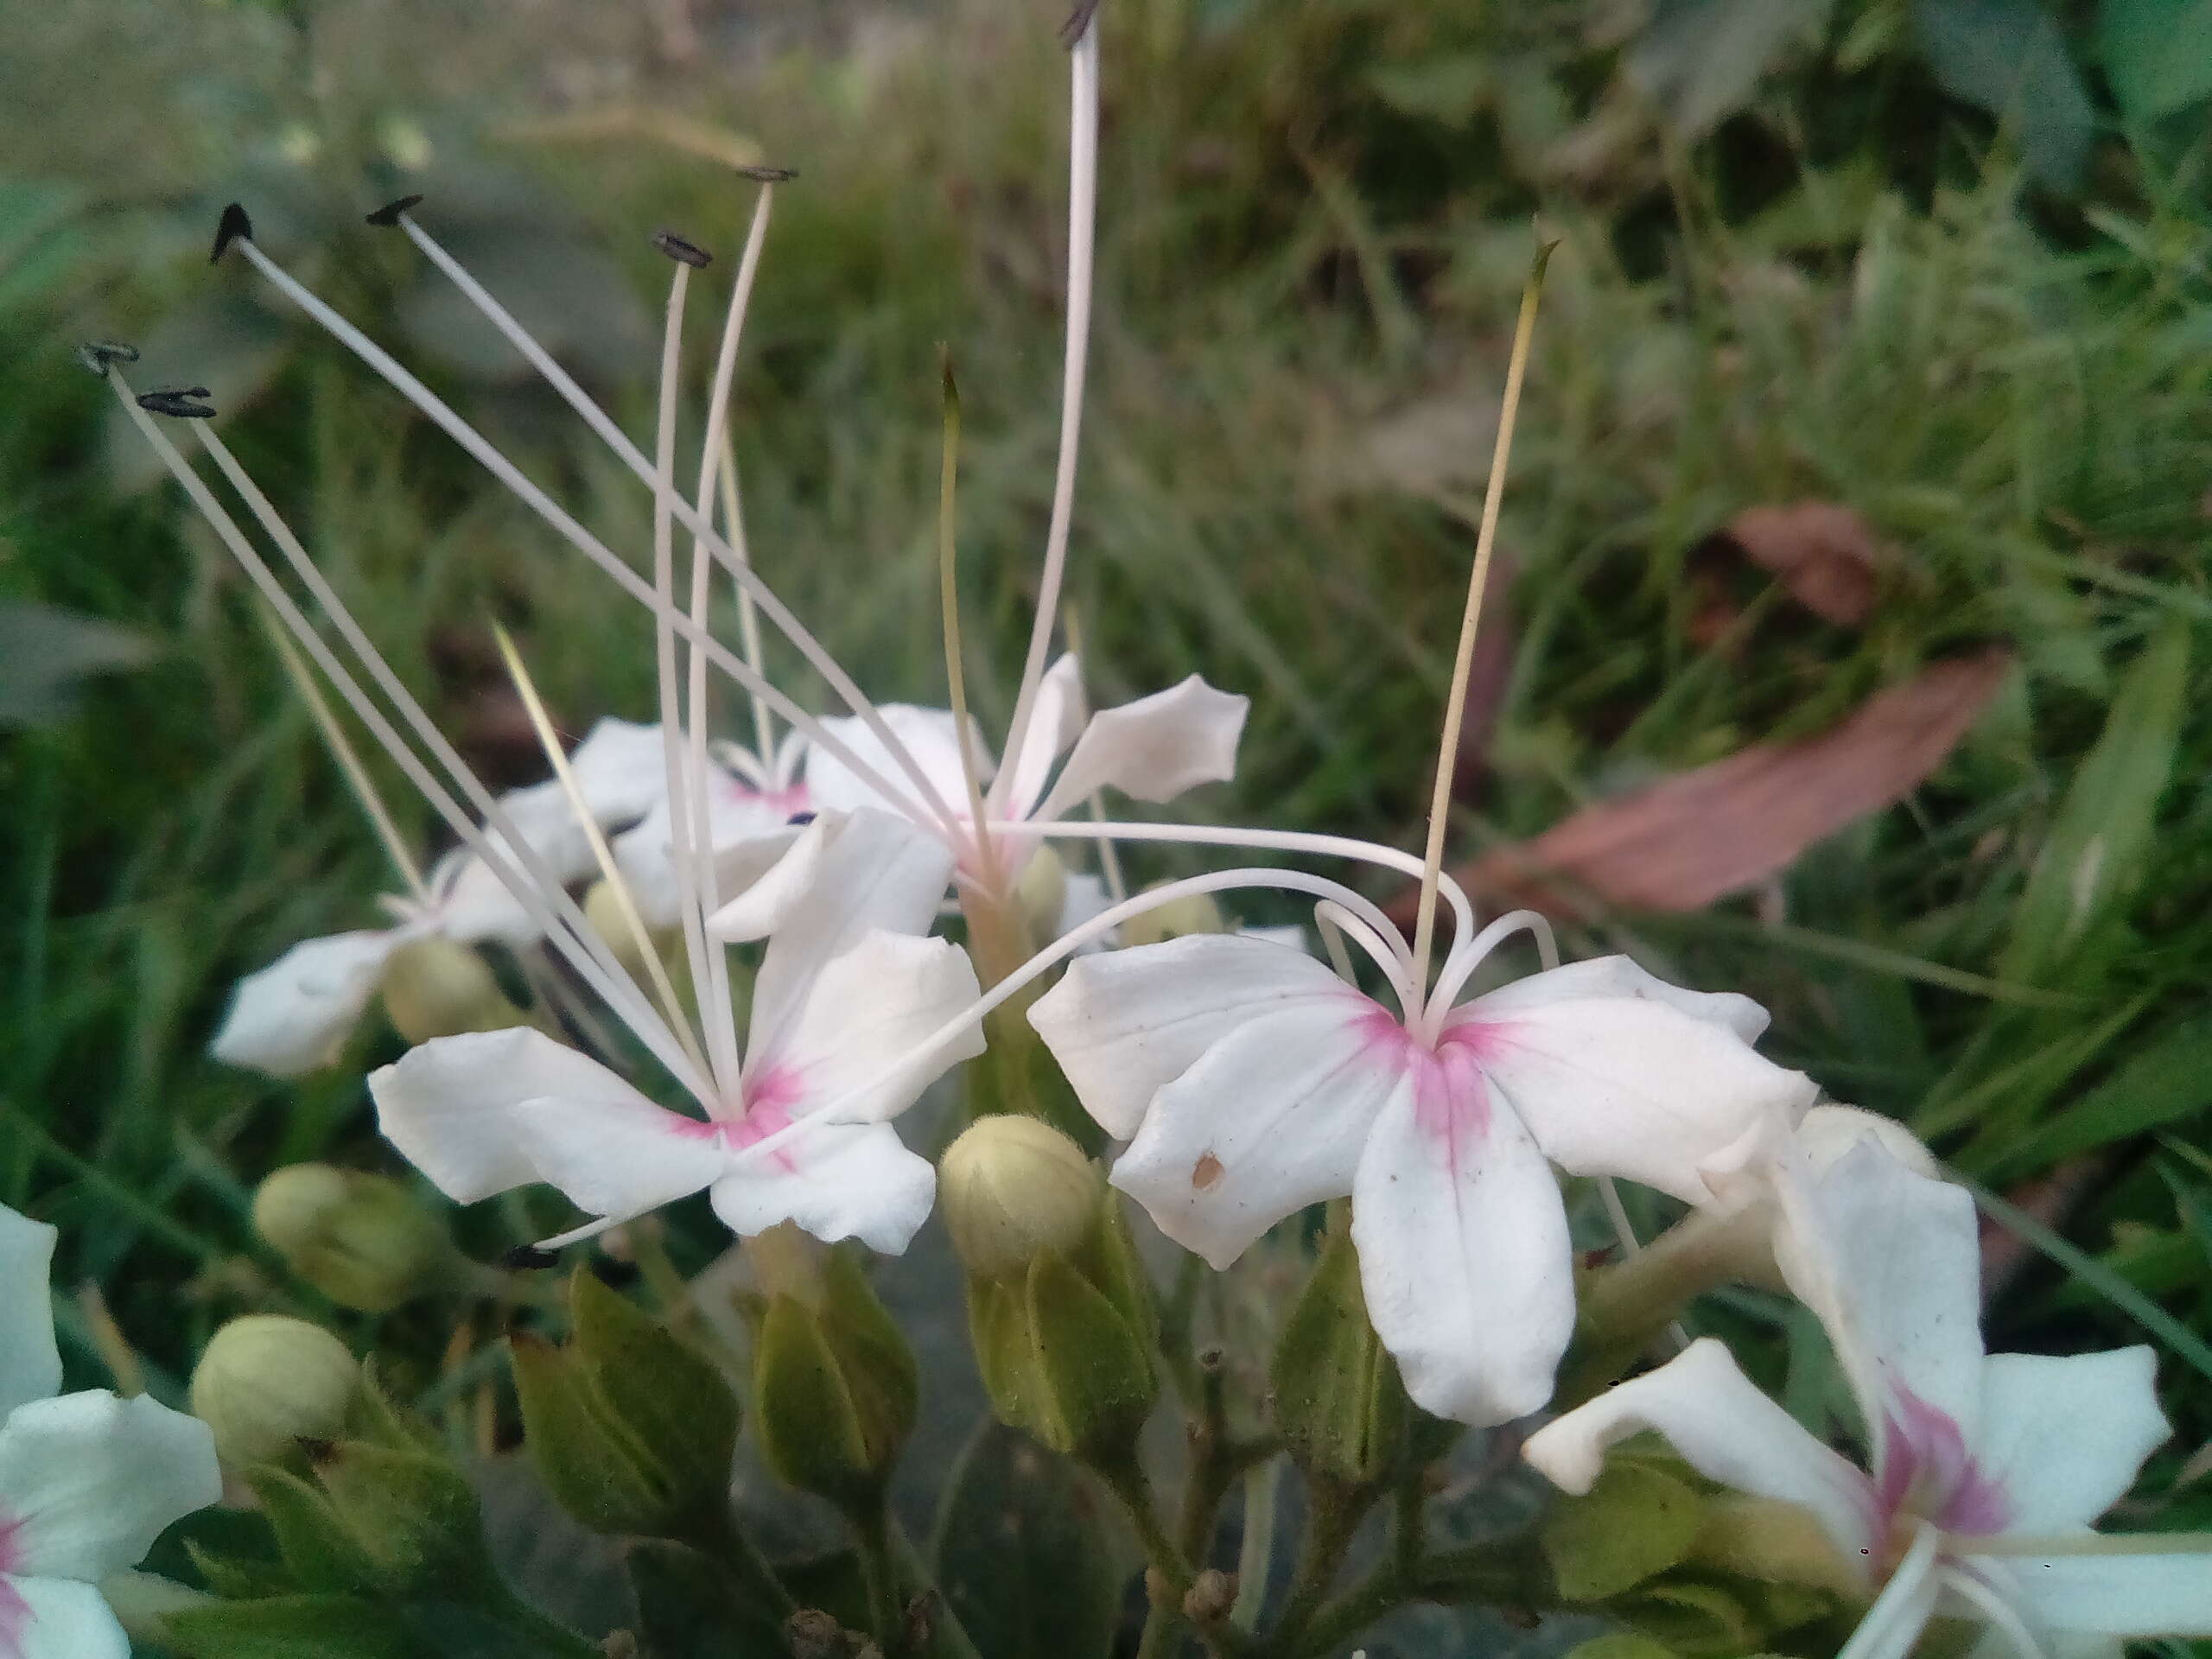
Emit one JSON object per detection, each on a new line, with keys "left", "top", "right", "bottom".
{"left": 1726, "top": 500, "right": 1890, "bottom": 627}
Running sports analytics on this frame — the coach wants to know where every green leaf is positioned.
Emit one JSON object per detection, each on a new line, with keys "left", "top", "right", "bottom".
{"left": 315, "top": 1443, "right": 504, "bottom": 1599}
{"left": 1628, "top": 0, "right": 1835, "bottom": 137}
{"left": 1618, "top": 1578, "right": 1762, "bottom": 1655}
{"left": 167, "top": 1594, "right": 415, "bottom": 1659}
{"left": 2098, "top": 0, "right": 2212, "bottom": 123}
{"left": 1541, "top": 1454, "right": 1707, "bottom": 1601}
{"left": 1269, "top": 1224, "right": 1406, "bottom": 1484}
{"left": 1912, "top": 0, "right": 2097, "bottom": 188}
{"left": 931, "top": 1422, "right": 1123, "bottom": 1659}
{"left": 1996, "top": 1016, "right": 2212, "bottom": 1174}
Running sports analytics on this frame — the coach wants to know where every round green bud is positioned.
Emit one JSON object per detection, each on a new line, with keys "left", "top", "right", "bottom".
{"left": 378, "top": 936, "right": 525, "bottom": 1045}
{"left": 940, "top": 1116, "right": 1101, "bottom": 1281}
{"left": 252, "top": 1164, "right": 450, "bottom": 1313}
{"left": 1120, "top": 883, "right": 1226, "bottom": 949}
{"left": 1015, "top": 845, "right": 1071, "bottom": 944}
{"left": 190, "top": 1315, "right": 360, "bottom": 1469}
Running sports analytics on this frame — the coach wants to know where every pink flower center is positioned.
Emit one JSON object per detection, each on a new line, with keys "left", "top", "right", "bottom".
{"left": 671, "top": 1064, "right": 810, "bottom": 1173}
{"left": 1876, "top": 1382, "right": 2010, "bottom": 1540}
{"left": 1350, "top": 1005, "right": 1520, "bottom": 1163}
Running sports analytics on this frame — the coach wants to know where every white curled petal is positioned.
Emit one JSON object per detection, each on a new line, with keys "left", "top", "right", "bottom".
{"left": 435, "top": 851, "right": 552, "bottom": 947}
{"left": 4, "top": 1576, "right": 130, "bottom": 1659}
{"left": 751, "top": 931, "right": 984, "bottom": 1124}
{"left": 0, "top": 1205, "right": 61, "bottom": 1419}
{"left": 1351, "top": 1072, "right": 1574, "bottom": 1427}
{"left": 1970, "top": 1549, "right": 2212, "bottom": 1638}
{"left": 1971, "top": 1348, "right": 2169, "bottom": 1533}
{"left": 1029, "top": 933, "right": 1356, "bottom": 1138}
{"left": 1033, "top": 676, "right": 1248, "bottom": 824}
{"left": 613, "top": 785, "right": 801, "bottom": 931}
{"left": 1111, "top": 1007, "right": 1394, "bottom": 1269}
{"left": 805, "top": 706, "right": 987, "bottom": 820}
{"left": 209, "top": 929, "right": 404, "bottom": 1077}
{"left": 1000, "top": 653, "right": 1087, "bottom": 820}
{"left": 562, "top": 717, "right": 674, "bottom": 823}
{"left": 1523, "top": 1338, "right": 1881, "bottom": 1567}
{"left": 370, "top": 1028, "right": 649, "bottom": 1204}
{"left": 1452, "top": 991, "right": 1817, "bottom": 1203}
{"left": 1465, "top": 954, "right": 1774, "bottom": 1043}
{"left": 709, "top": 816, "right": 829, "bottom": 943}
{"left": 709, "top": 1122, "right": 936, "bottom": 1255}
{"left": 1772, "top": 1142, "right": 1985, "bottom": 1450}
{"left": 0, "top": 1392, "right": 220, "bottom": 1580}
{"left": 511, "top": 1096, "right": 728, "bottom": 1222}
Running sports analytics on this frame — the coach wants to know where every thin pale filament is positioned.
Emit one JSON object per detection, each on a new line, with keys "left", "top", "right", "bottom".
{"left": 1313, "top": 906, "right": 1362, "bottom": 985}
{"left": 1409, "top": 241, "right": 1553, "bottom": 995}
{"left": 715, "top": 438, "right": 777, "bottom": 764}
{"left": 938, "top": 358, "right": 996, "bottom": 881}
{"left": 1059, "top": 607, "right": 1127, "bottom": 904}
{"left": 1836, "top": 1521, "right": 1942, "bottom": 1659}
{"left": 1936, "top": 1567, "right": 2048, "bottom": 1659}
{"left": 991, "top": 13, "right": 1100, "bottom": 817}
{"left": 1423, "top": 906, "right": 1560, "bottom": 1036}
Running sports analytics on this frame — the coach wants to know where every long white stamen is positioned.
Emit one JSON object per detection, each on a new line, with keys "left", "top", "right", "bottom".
{"left": 118, "top": 384, "right": 712, "bottom": 1102}
{"left": 229, "top": 233, "right": 938, "bottom": 830}
{"left": 378, "top": 213, "right": 963, "bottom": 836}
{"left": 251, "top": 602, "right": 429, "bottom": 902}
{"left": 992, "top": 12, "right": 1100, "bottom": 817}
{"left": 715, "top": 441, "right": 776, "bottom": 764}
{"left": 1837, "top": 1522, "right": 1942, "bottom": 1659}
{"left": 1423, "top": 906, "right": 1560, "bottom": 1033}
{"left": 1936, "top": 1567, "right": 2047, "bottom": 1659}
{"left": 1313, "top": 906, "right": 1362, "bottom": 985}
{"left": 938, "top": 356, "right": 996, "bottom": 878}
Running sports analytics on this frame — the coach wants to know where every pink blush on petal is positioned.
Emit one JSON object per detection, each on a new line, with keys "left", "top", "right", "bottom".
{"left": 0, "top": 1516, "right": 26, "bottom": 1659}
{"left": 1348, "top": 1004, "right": 1501, "bottom": 1159}
{"left": 1878, "top": 1383, "right": 2011, "bottom": 1536}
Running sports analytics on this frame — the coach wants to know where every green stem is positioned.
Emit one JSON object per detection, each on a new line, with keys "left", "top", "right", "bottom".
{"left": 1269, "top": 1477, "right": 1377, "bottom": 1643}
{"left": 1286, "top": 1537, "right": 1553, "bottom": 1659}
{"left": 683, "top": 1501, "right": 793, "bottom": 1620}
{"left": 853, "top": 1497, "right": 899, "bottom": 1641}
{"left": 889, "top": 1517, "right": 983, "bottom": 1659}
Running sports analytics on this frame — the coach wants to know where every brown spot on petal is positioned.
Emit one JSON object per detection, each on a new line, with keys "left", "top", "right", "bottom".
{"left": 1192, "top": 1153, "right": 1224, "bottom": 1191}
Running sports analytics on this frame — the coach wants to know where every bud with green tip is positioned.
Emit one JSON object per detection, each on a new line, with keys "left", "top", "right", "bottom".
{"left": 941, "top": 1116, "right": 1101, "bottom": 1281}
{"left": 1269, "top": 1218, "right": 1408, "bottom": 1487}
{"left": 252, "top": 1163, "right": 453, "bottom": 1313}
{"left": 511, "top": 1270, "right": 742, "bottom": 1539}
{"left": 753, "top": 1249, "right": 918, "bottom": 1513}
{"left": 378, "top": 936, "right": 528, "bottom": 1045}
{"left": 190, "top": 1315, "right": 361, "bottom": 1470}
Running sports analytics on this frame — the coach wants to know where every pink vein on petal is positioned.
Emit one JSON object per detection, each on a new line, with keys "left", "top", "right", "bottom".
{"left": 1878, "top": 1382, "right": 2011, "bottom": 1536}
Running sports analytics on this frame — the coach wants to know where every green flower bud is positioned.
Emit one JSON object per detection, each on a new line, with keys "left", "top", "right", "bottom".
{"left": 1015, "top": 843, "right": 1071, "bottom": 944}
{"left": 190, "top": 1315, "right": 361, "bottom": 1470}
{"left": 1269, "top": 1221, "right": 1408, "bottom": 1488}
{"left": 252, "top": 1164, "right": 451, "bottom": 1313}
{"left": 940, "top": 1116, "right": 1101, "bottom": 1281}
{"left": 753, "top": 1250, "right": 917, "bottom": 1514}
{"left": 1119, "top": 883, "right": 1225, "bottom": 949}
{"left": 1541, "top": 1452, "right": 1706, "bottom": 1603}
{"left": 378, "top": 937, "right": 527, "bottom": 1046}
{"left": 583, "top": 879, "right": 681, "bottom": 988}
{"left": 310, "top": 1440, "right": 500, "bottom": 1599}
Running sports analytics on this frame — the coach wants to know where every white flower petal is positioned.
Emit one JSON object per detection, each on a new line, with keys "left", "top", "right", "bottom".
{"left": 511, "top": 1096, "right": 728, "bottom": 1223}
{"left": 0, "top": 1392, "right": 219, "bottom": 1580}
{"left": 708, "top": 815, "right": 829, "bottom": 944}
{"left": 747, "top": 810, "right": 963, "bottom": 1068}
{"left": 1972, "top": 1548, "right": 2212, "bottom": 1638}
{"left": 999, "top": 654, "right": 1087, "bottom": 821}
{"left": 1837, "top": 1522, "right": 1943, "bottom": 1659}
{"left": 612, "top": 783, "right": 801, "bottom": 931}
{"left": 0, "top": 1205, "right": 60, "bottom": 1420}
{"left": 1111, "top": 1006, "right": 1395, "bottom": 1269}
{"left": 432, "top": 853, "right": 548, "bottom": 947}
{"left": 1029, "top": 932, "right": 1356, "bottom": 1138}
{"left": 709, "top": 1122, "right": 936, "bottom": 1255}
{"left": 1451, "top": 986, "right": 1818, "bottom": 1203}
{"left": 208, "top": 929, "right": 403, "bottom": 1077}
{"left": 561, "top": 717, "right": 674, "bottom": 824}
{"left": 805, "top": 705, "right": 988, "bottom": 820}
{"left": 752, "top": 931, "right": 983, "bottom": 1124}
{"left": 4, "top": 1575, "right": 130, "bottom": 1659}
{"left": 1351, "top": 1071, "right": 1574, "bottom": 1427}
{"left": 1773, "top": 1142, "right": 1985, "bottom": 1455}
{"left": 371, "top": 1028, "right": 649, "bottom": 1204}
{"left": 1523, "top": 1337, "right": 1880, "bottom": 1566}
{"left": 1465, "top": 953, "right": 1773, "bottom": 1042}
{"left": 1033, "top": 676, "right": 1248, "bottom": 824}
{"left": 1970, "top": 1348, "right": 2169, "bottom": 1534}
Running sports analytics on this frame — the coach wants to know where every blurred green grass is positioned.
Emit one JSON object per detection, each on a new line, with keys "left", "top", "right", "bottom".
{"left": 3, "top": 0, "right": 2210, "bottom": 1564}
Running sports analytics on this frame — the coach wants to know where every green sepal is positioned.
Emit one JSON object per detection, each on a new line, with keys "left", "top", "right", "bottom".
{"left": 1070, "top": 1194, "right": 1158, "bottom": 1354}
{"left": 569, "top": 1270, "right": 741, "bottom": 1516}
{"left": 754, "top": 1291, "right": 877, "bottom": 1509}
{"left": 817, "top": 1247, "right": 919, "bottom": 1471}
{"left": 165, "top": 1593, "right": 415, "bottom": 1659}
{"left": 244, "top": 1466, "right": 379, "bottom": 1596}
{"left": 624, "top": 1538, "right": 788, "bottom": 1658}
{"left": 313, "top": 1442, "right": 504, "bottom": 1600}
{"left": 968, "top": 1274, "right": 1051, "bottom": 1437}
{"left": 1615, "top": 1577, "right": 1762, "bottom": 1656}
{"left": 510, "top": 1332, "right": 671, "bottom": 1537}
{"left": 1024, "top": 1249, "right": 1156, "bottom": 1461}
{"left": 1268, "top": 1224, "right": 1407, "bottom": 1486}
{"left": 1541, "top": 1452, "right": 1706, "bottom": 1602}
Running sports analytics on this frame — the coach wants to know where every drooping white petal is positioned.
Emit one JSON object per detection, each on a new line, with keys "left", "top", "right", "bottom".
{"left": 750, "top": 931, "right": 983, "bottom": 1125}
{"left": 1969, "top": 1349, "right": 2169, "bottom": 1535}
{"left": 432, "top": 851, "right": 549, "bottom": 947}
{"left": 804, "top": 705, "right": 987, "bottom": 821}
{"left": 1111, "top": 1006, "right": 1396, "bottom": 1269}
{"left": 510, "top": 1096, "right": 728, "bottom": 1223}
{"left": 1972, "top": 1548, "right": 2212, "bottom": 1638}
{"left": 747, "top": 810, "right": 963, "bottom": 1070}
{"left": 612, "top": 783, "right": 800, "bottom": 930}
{"left": 1029, "top": 933, "right": 1358, "bottom": 1138}
{"left": 1465, "top": 953, "right": 1774, "bottom": 1043}
{"left": 1772, "top": 1142, "right": 1986, "bottom": 1456}
{"left": 1351, "top": 1068, "right": 1575, "bottom": 1427}
{"left": 561, "top": 717, "right": 676, "bottom": 824}
{"left": 999, "top": 653, "right": 1087, "bottom": 822}
{"left": 371, "top": 1027, "right": 649, "bottom": 1204}
{"left": 708, "top": 813, "right": 829, "bottom": 944}
{"left": 1448, "top": 988, "right": 1818, "bottom": 1203}
{"left": 0, "top": 1205, "right": 60, "bottom": 1420}
{"left": 208, "top": 928, "right": 404, "bottom": 1077}
{"left": 0, "top": 1392, "right": 219, "bottom": 1580}
{"left": 709, "top": 1122, "right": 936, "bottom": 1255}
{"left": 1522, "top": 1338, "right": 1881, "bottom": 1567}
{"left": 1032, "top": 676, "right": 1248, "bottom": 824}
{"left": 4, "top": 1575, "right": 130, "bottom": 1659}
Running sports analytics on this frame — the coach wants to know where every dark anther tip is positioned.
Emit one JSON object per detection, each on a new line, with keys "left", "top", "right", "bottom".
{"left": 210, "top": 202, "right": 253, "bottom": 265}
{"left": 651, "top": 229, "right": 713, "bottom": 268}
{"left": 1059, "top": 0, "right": 1103, "bottom": 48}
{"left": 365, "top": 194, "right": 425, "bottom": 228}
{"left": 136, "top": 388, "right": 217, "bottom": 419}
{"left": 501, "top": 1243, "right": 562, "bottom": 1271}
{"left": 737, "top": 164, "right": 798, "bottom": 183}
{"left": 74, "top": 340, "right": 140, "bottom": 378}
{"left": 785, "top": 810, "right": 817, "bottom": 827}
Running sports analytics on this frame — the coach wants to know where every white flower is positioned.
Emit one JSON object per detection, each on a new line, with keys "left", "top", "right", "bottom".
{"left": 372, "top": 809, "right": 982, "bottom": 1254}
{"left": 1029, "top": 932, "right": 1817, "bottom": 1426}
{"left": 0, "top": 1204, "right": 221, "bottom": 1659}
{"left": 1524, "top": 1140, "right": 2212, "bottom": 1657}
{"left": 210, "top": 717, "right": 672, "bottom": 1077}
{"left": 609, "top": 730, "right": 810, "bottom": 931}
